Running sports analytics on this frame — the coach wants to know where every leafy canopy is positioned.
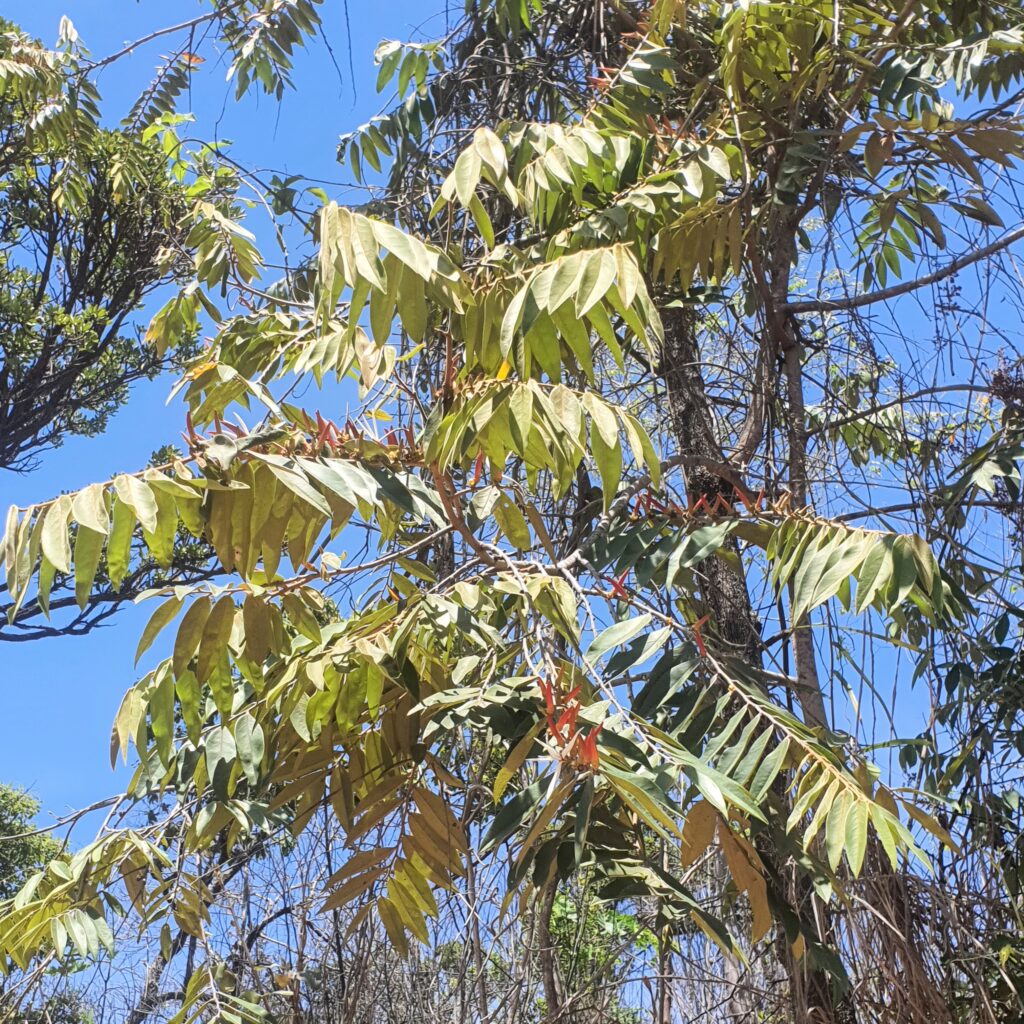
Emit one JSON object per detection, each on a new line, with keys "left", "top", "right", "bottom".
{"left": 4, "top": 1, "right": 1024, "bottom": 1021}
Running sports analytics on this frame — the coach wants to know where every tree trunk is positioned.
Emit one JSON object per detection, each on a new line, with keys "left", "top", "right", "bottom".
{"left": 660, "top": 305, "right": 857, "bottom": 1024}
{"left": 661, "top": 306, "right": 761, "bottom": 660}
{"left": 538, "top": 873, "right": 566, "bottom": 1023}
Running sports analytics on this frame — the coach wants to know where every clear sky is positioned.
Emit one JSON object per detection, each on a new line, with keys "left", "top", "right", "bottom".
{"left": 0, "top": 0, "right": 435, "bottom": 821}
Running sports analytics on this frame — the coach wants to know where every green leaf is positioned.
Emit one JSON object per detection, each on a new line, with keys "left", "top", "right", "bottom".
{"left": 264, "top": 464, "right": 333, "bottom": 518}
{"left": 50, "top": 917, "right": 67, "bottom": 957}
{"left": 454, "top": 145, "right": 482, "bottom": 207}
{"left": 281, "top": 592, "right": 321, "bottom": 646}
{"left": 493, "top": 722, "right": 543, "bottom": 802}
{"left": 113, "top": 475, "right": 158, "bottom": 534}
{"left": 204, "top": 726, "right": 237, "bottom": 799}
{"left": 135, "top": 595, "right": 185, "bottom": 665}
{"left": 41, "top": 496, "right": 72, "bottom": 574}
{"left": 790, "top": 528, "right": 837, "bottom": 620}
{"left": 587, "top": 614, "right": 653, "bottom": 659}
{"left": 802, "top": 532, "right": 870, "bottom": 618}
{"left": 373, "top": 220, "right": 450, "bottom": 282}
{"left": 65, "top": 910, "right": 89, "bottom": 957}
{"left": 112, "top": 688, "right": 145, "bottom": 767}
{"left": 845, "top": 801, "right": 869, "bottom": 875}
{"left": 173, "top": 596, "right": 213, "bottom": 676}
{"left": 889, "top": 537, "right": 918, "bottom": 607}
{"left": 197, "top": 596, "right": 236, "bottom": 683}
{"left": 869, "top": 804, "right": 900, "bottom": 868}
{"left": 2, "top": 504, "right": 17, "bottom": 582}
{"left": 71, "top": 483, "right": 109, "bottom": 535}
{"left": 493, "top": 494, "right": 531, "bottom": 550}
{"left": 750, "top": 738, "right": 791, "bottom": 802}
{"left": 374, "top": 41, "right": 402, "bottom": 91}
{"left": 141, "top": 486, "right": 178, "bottom": 568}
{"left": 590, "top": 428, "right": 621, "bottom": 510}
{"left": 620, "top": 412, "right": 659, "bottom": 484}
{"left": 548, "top": 253, "right": 585, "bottom": 312}
{"left": 500, "top": 286, "right": 528, "bottom": 357}
{"left": 234, "top": 712, "right": 265, "bottom": 785}
{"left": 242, "top": 595, "right": 274, "bottom": 664}
{"left": 107, "top": 498, "right": 135, "bottom": 590}
{"left": 907, "top": 533, "right": 935, "bottom": 596}
{"left": 575, "top": 250, "right": 616, "bottom": 317}
{"left": 37, "top": 556, "right": 56, "bottom": 617}
{"left": 666, "top": 523, "right": 734, "bottom": 589}
{"left": 584, "top": 394, "right": 618, "bottom": 449}
{"left": 176, "top": 669, "right": 203, "bottom": 745}
{"left": 854, "top": 538, "right": 892, "bottom": 613}
{"left": 603, "top": 765, "right": 682, "bottom": 841}
{"left": 474, "top": 126, "right": 507, "bottom": 178}
{"left": 508, "top": 385, "right": 534, "bottom": 453}
{"left": 150, "top": 667, "right": 176, "bottom": 767}
{"left": 482, "top": 775, "right": 550, "bottom": 853}
{"left": 825, "top": 790, "right": 852, "bottom": 872}
{"left": 574, "top": 775, "right": 594, "bottom": 869}
{"left": 468, "top": 194, "right": 495, "bottom": 249}
{"left": 92, "top": 914, "right": 115, "bottom": 956}
{"left": 73, "top": 526, "right": 105, "bottom": 610}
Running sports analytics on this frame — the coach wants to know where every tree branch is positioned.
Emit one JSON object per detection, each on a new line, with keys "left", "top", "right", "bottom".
{"left": 785, "top": 223, "right": 1024, "bottom": 315}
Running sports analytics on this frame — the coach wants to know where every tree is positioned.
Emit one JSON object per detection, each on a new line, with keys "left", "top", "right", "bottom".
{"left": 4, "top": 1, "right": 1024, "bottom": 1022}
{"left": 0, "top": 19, "right": 191, "bottom": 474}
{"left": 0, "top": 785, "right": 59, "bottom": 902}
{"left": 0, "top": 3, "right": 322, "bottom": 641}
{"left": 0, "top": 18, "right": 207, "bottom": 640}
{"left": 0, "top": 787, "right": 93, "bottom": 1024}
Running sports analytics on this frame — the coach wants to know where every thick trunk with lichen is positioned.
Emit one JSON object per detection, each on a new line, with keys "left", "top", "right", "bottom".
{"left": 660, "top": 306, "right": 762, "bottom": 661}
{"left": 660, "top": 305, "right": 858, "bottom": 1024}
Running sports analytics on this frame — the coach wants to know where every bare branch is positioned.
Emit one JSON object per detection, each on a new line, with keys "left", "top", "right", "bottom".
{"left": 785, "top": 224, "right": 1024, "bottom": 315}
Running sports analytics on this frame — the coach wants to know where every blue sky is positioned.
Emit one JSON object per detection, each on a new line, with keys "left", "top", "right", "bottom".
{"left": 0, "top": 0, "right": 433, "bottom": 821}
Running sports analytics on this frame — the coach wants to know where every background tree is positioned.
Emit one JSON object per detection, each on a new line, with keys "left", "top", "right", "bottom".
{"left": 0, "top": 3, "right": 323, "bottom": 641}
{"left": 0, "top": 786, "right": 93, "bottom": 1023}
{"left": 0, "top": 785, "right": 58, "bottom": 901}
{"left": 0, "top": 18, "right": 192, "bottom": 474}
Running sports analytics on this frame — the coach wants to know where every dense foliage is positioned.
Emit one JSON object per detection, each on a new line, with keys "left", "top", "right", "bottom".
{"left": 0, "top": 786, "right": 58, "bottom": 903}
{"left": 0, "top": 17, "right": 190, "bottom": 472}
{"left": 4, "top": 1, "right": 1024, "bottom": 1021}
{"left": 0, "top": 13, "right": 263, "bottom": 643}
